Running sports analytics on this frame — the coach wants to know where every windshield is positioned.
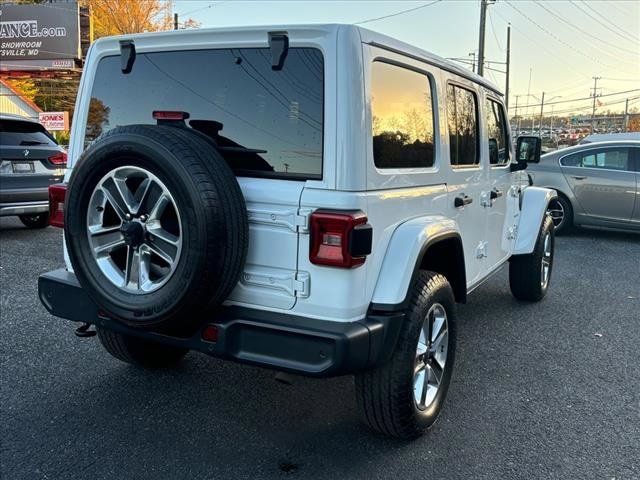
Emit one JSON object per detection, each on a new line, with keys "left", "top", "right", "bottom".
{"left": 85, "top": 47, "right": 324, "bottom": 179}
{"left": 0, "top": 120, "right": 58, "bottom": 147}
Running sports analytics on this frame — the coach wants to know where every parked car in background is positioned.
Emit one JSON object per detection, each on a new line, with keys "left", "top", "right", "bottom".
{"left": 579, "top": 132, "right": 640, "bottom": 144}
{"left": 528, "top": 140, "right": 640, "bottom": 233}
{"left": 0, "top": 114, "right": 67, "bottom": 228}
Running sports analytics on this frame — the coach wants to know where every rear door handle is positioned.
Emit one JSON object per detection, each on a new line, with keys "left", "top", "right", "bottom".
{"left": 454, "top": 195, "right": 473, "bottom": 208}
{"left": 572, "top": 175, "right": 587, "bottom": 180}
{"left": 490, "top": 188, "right": 503, "bottom": 200}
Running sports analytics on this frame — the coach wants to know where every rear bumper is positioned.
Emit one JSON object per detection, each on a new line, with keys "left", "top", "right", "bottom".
{"left": 0, "top": 200, "right": 48, "bottom": 216}
{"left": 38, "top": 269, "right": 404, "bottom": 377}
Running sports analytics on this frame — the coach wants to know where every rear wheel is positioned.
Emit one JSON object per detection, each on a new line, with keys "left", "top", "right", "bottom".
{"left": 19, "top": 213, "right": 49, "bottom": 229}
{"left": 355, "top": 271, "right": 457, "bottom": 439}
{"left": 97, "top": 328, "right": 188, "bottom": 368}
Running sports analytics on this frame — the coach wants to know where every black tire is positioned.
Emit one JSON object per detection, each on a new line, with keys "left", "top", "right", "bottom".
{"left": 97, "top": 327, "right": 188, "bottom": 368}
{"left": 355, "top": 271, "right": 457, "bottom": 439}
{"left": 19, "top": 213, "right": 49, "bottom": 229}
{"left": 65, "top": 125, "right": 248, "bottom": 332}
{"left": 509, "top": 215, "right": 554, "bottom": 302}
{"left": 547, "top": 194, "right": 573, "bottom": 235}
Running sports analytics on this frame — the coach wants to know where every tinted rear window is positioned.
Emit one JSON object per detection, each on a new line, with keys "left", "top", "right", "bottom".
{"left": 371, "top": 61, "right": 435, "bottom": 169}
{"left": 447, "top": 84, "right": 479, "bottom": 167}
{"left": 86, "top": 48, "right": 324, "bottom": 179}
{"left": 0, "top": 120, "right": 57, "bottom": 146}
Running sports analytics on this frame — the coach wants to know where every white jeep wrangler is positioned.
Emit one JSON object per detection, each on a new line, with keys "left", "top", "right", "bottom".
{"left": 39, "top": 24, "right": 556, "bottom": 439}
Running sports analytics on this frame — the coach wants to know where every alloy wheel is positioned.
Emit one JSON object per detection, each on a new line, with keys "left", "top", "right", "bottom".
{"left": 86, "top": 166, "right": 182, "bottom": 294}
{"left": 414, "top": 303, "right": 449, "bottom": 410}
{"left": 540, "top": 231, "right": 552, "bottom": 289}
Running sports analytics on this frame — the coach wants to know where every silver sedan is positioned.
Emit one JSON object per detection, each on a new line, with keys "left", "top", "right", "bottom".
{"left": 527, "top": 140, "right": 640, "bottom": 233}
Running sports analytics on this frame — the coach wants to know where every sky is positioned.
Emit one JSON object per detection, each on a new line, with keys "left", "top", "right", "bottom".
{"left": 172, "top": 0, "right": 640, "bottom": 118}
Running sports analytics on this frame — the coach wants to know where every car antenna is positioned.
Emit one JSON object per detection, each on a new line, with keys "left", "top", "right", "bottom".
{"left": 119, "top": 40, "right": 136, "bottom": 74}
{"left": 268, "top": 32, "right": 289, "bottom": 71}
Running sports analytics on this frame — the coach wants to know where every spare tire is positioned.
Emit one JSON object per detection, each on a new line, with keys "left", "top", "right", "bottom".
{"left": 64, "top": 124, "right": 248, "bottom": 331}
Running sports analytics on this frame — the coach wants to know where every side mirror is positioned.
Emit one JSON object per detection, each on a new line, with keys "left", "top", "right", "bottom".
{"left": 511, "top": 136, "right": 541, "bottom": 171}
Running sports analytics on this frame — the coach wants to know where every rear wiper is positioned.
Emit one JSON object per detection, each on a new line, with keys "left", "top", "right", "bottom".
{"left": 19, "top": 140, "right": 47, "bottom": 146}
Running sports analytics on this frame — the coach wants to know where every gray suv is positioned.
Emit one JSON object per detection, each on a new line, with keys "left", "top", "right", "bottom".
{"left": 0, "top": 114, "right": 67, "bottom": 228}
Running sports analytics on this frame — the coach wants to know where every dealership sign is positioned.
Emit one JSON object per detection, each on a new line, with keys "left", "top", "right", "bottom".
{"left": 39, "top": 111, "right": 70, "bottom": 131}
{"left": 0, "top": 2, "right": 80, "bottom": 69}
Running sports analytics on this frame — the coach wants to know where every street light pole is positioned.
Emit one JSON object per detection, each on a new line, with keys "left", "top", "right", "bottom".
{"left": 590, "top": 76, "right": 601, "bottom": 133}
{"left": 624, "top": 98, "right": 630, "bottom": 132}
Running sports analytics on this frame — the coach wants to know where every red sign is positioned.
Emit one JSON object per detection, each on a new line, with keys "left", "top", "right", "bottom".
{"left": 39, "top": 111, "right": 69, "bottom": 131}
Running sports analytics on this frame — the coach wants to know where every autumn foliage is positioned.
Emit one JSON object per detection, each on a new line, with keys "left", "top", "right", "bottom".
{"left": 81, "top": 0, "right": 173, "bottom": 38}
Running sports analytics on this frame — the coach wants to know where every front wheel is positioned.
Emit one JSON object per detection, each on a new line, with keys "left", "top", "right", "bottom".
{"left": 509, "top": 215, "right": 554, "bottom": 302}
{"left": 547, "top": 195, "right": 572, "bottom": 235}
{"left": 355, "top": 271, "right": 457, "bottom": 439}
{"left": 19, "top": 213, "right": 49, "bottom": 229}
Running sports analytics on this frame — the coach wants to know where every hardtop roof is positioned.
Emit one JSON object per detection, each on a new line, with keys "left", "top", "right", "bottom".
{"left": 92, "top": 23, "right": 502, "bottom": 96}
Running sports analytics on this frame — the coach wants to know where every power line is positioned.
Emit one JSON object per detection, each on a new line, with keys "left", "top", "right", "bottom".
{"left": 509, "top": 88, "right": 640, "bottom": 110}
{"left": 487, "top": 10, "right": 504, "bottom": 52}
{"left": 601, "top": 77, "right": 640, "bottom": 82}
{"left": 355, "top": 0, "right": 442, "bottom": 25}
{"left": 491, "top": 7, "right": 591, "bottom": 80}
{"left": 515, "top": 95, "right": 640, "bottom": 117}
{"left": 180, "top": 1, "right": 226, "bottom": 18}
{"left": 605, "top": 0, "right": 640, "bottom": 23}
{"left": 447, "top": 58, "right": 505, "bottom": 74}
{"left": 535, "top": 2, "right": 639, "bottom": 58}
{"left": 504, "top": 0, "right": 617, "bottom": 70}
{"left": 575, "top": 0, "right": 640, "bottom": 44}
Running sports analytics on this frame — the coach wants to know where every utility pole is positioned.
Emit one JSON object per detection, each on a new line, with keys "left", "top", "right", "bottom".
{"left": 174, "top": 13, "right": 179, "bottom": 30}
{"left": 538, "top": 91, "right": 545, "bottom": 137}
{"left": 505, "top": 24, "right": 511, "bottom": 111}
{"left": 469, "top": 52, "right": 476, "bottom": 72}
{"left": 477, "top": 0, "right": 489, "bottom": 76}
{"left": 590, "top": 76, "right": 601, "bottom": 133}
{"left": 514, "top": 95, "right": 520, "bottom": 136}
{"left": 624, "top": 98, "right": 630, "bottom": 132}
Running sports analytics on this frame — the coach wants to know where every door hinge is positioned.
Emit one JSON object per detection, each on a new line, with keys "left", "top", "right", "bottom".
{"left": 246, "top": 207, "right": 311, "bottom": 233}
{"left": 241, "top": 270, "right": 310, "bottom": 298}
{"left": 294, "top": 271, "right": 310, "bottom": 298}
{"left": 295, "top": 208, "right": 312, "bottom": 233}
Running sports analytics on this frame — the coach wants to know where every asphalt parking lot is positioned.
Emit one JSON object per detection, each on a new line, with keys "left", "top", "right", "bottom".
{"left": 1, "top": 216, "right": 638, "bottom": 480}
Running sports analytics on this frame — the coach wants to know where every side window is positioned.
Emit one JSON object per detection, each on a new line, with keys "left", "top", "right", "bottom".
{"left": 485, "top": 98, "right": 509, "bottom": 166}
{"left": 583, "top": 148, "right": 629, "bottom": 171}
{"left": 371, "top": 61, "right": 436, "bottom": 169}
{"left": 560, "top": 153, "right": 581, "bottom": 167}
{"left": 562, "top": 148, "right": 630, "bottom": 171}
{"left": 447, "top": 84, "right": 479, "bottom": 167}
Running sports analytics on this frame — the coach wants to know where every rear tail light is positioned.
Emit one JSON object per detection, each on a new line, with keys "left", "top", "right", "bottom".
{"left": 310, "top": 210, "right": 372, "bottom": 268}
{"left": 48, "top": 152, "right": 67, "bottom": 166}
{"left": 49, "top": 183, "right": 67, "bottom": 228}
